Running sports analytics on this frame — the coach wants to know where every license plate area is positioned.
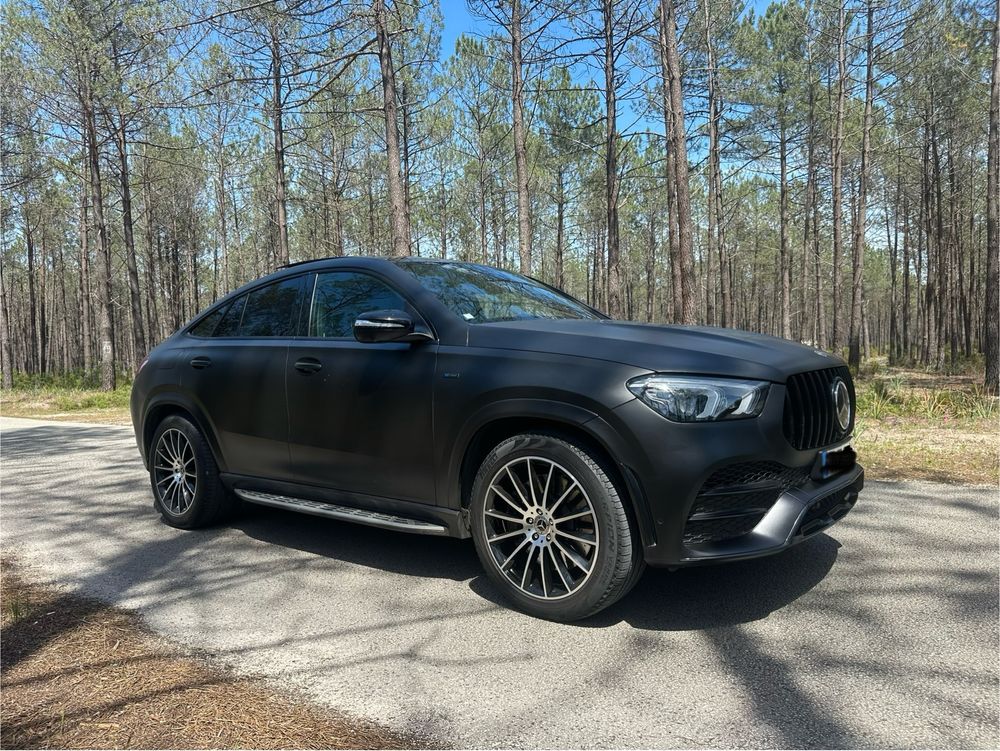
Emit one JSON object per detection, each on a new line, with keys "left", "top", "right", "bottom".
{"left": 811, "top": 445, "right": 857, "bottom": 482}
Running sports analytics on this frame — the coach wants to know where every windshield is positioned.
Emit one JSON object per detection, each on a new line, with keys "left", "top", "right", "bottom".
{"left": 398, "top": 261, "right": 602, "bottom": 324}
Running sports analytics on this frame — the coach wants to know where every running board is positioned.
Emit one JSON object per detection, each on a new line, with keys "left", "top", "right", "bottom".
{"left": 234, "top": 489, "right": 450, "bottom": 536}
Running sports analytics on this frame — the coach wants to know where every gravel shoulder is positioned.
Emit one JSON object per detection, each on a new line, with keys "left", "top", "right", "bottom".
{"left": 1, "top": 416, "right": 997, "bottom": 749}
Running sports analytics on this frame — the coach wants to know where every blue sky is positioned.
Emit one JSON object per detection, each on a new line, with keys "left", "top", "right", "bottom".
{"left": 437, "top": 0, "right": 776, "bottom": 57}
{"left": 440, "top": 0, "right": 476, "bottom": 56}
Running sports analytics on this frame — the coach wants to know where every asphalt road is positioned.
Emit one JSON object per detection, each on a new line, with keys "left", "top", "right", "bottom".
{"left": 1, "top": 416, "right": 997, "bottom": 749}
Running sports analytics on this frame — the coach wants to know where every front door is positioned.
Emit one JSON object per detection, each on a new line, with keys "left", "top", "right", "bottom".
{"left": 286, "top": 270, "right": 438, "bottom": 505}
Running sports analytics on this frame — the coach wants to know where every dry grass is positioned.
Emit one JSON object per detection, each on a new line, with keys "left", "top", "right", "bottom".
{"left": 0, "top": 558, "right": 422, "bottom": 750}
{"left": 1, "top": 385, "right": 132, "bottom": 425}
{"left": 854, "top": 417, "right": 997, "bottom": 485}
{"left": 853, "top": 366, "right": 998, "bottom": 485}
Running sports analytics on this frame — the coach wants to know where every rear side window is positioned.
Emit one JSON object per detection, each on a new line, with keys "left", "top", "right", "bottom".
{"left": 213, "top": 295, "right": 246, "bottom": 337}
{"left": 240, "top": 276, "right": 304, "bottom": 337}
{"left": 310, "top": 271, "right": 408, "bottom": 338}
{"left": 189, "top": 303, "right": 229, "bottom": 337}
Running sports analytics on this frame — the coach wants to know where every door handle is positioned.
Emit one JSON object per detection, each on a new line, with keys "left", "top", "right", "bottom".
{"left": 190, "top": 356, "right": 212, "bottom": 369}
{"left": 294, "top": 357, "right": 322, "bottom": 374}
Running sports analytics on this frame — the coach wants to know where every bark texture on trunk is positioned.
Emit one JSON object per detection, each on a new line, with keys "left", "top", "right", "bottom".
{"left": 375, "top": 0, "right": 412, "bottom": 258}
{"left": 661, "top": 0, "right": 696, "bottom": 324}
{"left": 511, "top": 0, "right": 532, "bottom": 275}
{"left": 830, "top": 1, "right": 847, "bottom": 349}
{"left": 848, "top": 1, "right": 874, "bottom": 369}
{"left": 81, "top": 70, "right": 116, "bottom": 391}
{"left": 985, "top": 0, "right": 999, "bottom": 393}
{"left": 603, "top": 0, "right": 623, "bottom": 318}
{"left": 270, "top": 23, "right": 290, "bottom": 266}
{"left": 115, "top": 112, "right": 146, "bottom": 366}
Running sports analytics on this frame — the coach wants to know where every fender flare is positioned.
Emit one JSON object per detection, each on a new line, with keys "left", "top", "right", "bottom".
{"left": 445, "top": 397, "right": 656, "bottom": 548}
{"left": 141, "top": 392, "right": 228, "bottom": 473}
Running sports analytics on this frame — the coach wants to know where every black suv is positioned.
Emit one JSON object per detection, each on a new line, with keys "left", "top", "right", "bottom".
{"left": 131, "top": 257, "right": 863, "bottom": 621}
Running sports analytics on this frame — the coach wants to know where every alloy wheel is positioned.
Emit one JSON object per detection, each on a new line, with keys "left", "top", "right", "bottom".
{"left": 482, "top": 456, "right": 600, "bottom": 600}
{"left": 153, "top": 428, "right": 198, "bottom": 516}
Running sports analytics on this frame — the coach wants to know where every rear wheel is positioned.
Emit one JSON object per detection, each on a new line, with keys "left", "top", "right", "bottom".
{"left": 149, "top": 415, "right": 236, "bottom": 529}
{"left": 470, "top": 433, "right": 644, "bottom": 621}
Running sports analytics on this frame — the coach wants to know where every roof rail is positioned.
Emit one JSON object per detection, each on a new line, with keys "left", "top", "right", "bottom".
{"left": 277, "top": 256, "right": 343, "bottom": 270}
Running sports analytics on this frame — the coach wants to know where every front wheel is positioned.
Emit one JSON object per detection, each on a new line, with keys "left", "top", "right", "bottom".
{"left": 470, "top": 433, "right": 644, "bottom": 621}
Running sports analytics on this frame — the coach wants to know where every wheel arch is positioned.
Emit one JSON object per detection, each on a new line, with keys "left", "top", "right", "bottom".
{"left": 452, "top": 400, "right": 656, "bottom": 548}
{"left": 142, "top": 394, "right": 227, "bottom": 473}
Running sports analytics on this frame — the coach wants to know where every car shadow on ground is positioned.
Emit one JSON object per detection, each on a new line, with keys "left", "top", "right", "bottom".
{"left": 469, "top": 533, "right": 841, "bottom": 630}
{"left": 236, "top": 502, "right": 840, "bottom": 631}
{"left": 232, "top": 504, "right": 481, "bottom": 582}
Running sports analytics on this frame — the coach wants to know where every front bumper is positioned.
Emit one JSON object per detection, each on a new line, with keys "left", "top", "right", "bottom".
{"left": 677, "top": 464, "right": 863, "bottom": 564}
{"left": 593, "top": 384, "right": 864, "bottom": 568}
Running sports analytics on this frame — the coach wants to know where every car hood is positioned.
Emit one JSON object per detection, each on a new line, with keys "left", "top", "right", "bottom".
{"left": 468, "top": 319, "right": 843, "bottom": 382}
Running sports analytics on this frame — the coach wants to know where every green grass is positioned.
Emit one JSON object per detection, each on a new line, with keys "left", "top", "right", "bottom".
{"left": 1, "top": 372, "right": 133, "bottom": 424}
{"left": 50, "top": 388, "right": 131, "bottom": 412}
{"left": 855, "top": 379, "right": 998, "bottom": 421}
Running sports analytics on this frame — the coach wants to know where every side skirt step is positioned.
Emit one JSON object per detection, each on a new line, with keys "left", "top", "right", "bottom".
{"left": 234, "top": 489, "right": 450, "bottom": 536}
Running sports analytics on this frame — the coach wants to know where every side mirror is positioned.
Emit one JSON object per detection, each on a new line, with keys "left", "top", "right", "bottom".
{"left": 353, "top": 309, "right": 432, "bottom": 344}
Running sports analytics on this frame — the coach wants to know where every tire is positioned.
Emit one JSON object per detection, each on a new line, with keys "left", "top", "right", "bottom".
{"left": 470, "top": 433, "right": 644, "bottom": 621}
{"left": 148, "top": 415, "right": 237, "bottom": 529}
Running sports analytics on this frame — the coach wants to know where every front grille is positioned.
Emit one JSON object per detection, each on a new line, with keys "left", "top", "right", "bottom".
{"left": 682, "top": 461, "right": 811, "bottom": 546}
{"left": 783, "top": 366, "right": 854, "bottom": 450}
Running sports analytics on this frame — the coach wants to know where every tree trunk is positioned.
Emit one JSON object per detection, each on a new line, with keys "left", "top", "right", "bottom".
{"left": 646, "top": 209, "right": 656, "bottom": 322}
{"left": 658, "top": 13, "right": 681, "bottom": 323}
{"left": 661, "top": 0, "right": 696, "bottom": 324}
{"left": 78, "top": 167, "right": 93, "bottom": 372}
{"left": 0, "top": 261, "right": 12, "bottom": 388}
{"left": 511, "top": 0, "right": 532, "bottom": 275}
{"left": 831, "top": 1, "right": 847, "bottom": 350}
{"left": 703, "top": 0, "right": 726, "bottom": 327}
{"left": 23, "top": 211, "right": 38, "bottom": 374}
{"left": 802, "top": 69, "right": 818, "bottom": 343}
{"left": 848, "top": 1, "right": 874, "bottom": 370}
{"left": 81, "top": 74, "right": 116, "bottom": 391}
{"left": 556, "top": 170, "right": 566, "bottom": 289}
{"left": 986, "top": 0, "right": 999, "bottom": 393}
{"left": 375, "top": 0, "right": 412, "bottom": 258}
{"left": 603, "top": 0, "right": 623, "bottom": 318}
{"left": 902, "top": 196, "right": 911, "bottom": 361}
{"left": 38, "top": 224, "right": 48, "bottom": 374}
{"left": 779, "top": 121, "right": 791, "bottom": 340}
{"left": 115, "top": 112, "right": 146, "bottom": 366}
{"left": 270, "top": 22, "right": 290, "bottom": 266}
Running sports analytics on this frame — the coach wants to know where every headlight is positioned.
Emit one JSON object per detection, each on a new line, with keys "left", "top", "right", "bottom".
{"left": 626, "top": 375, "right": 770, "bottom": 422}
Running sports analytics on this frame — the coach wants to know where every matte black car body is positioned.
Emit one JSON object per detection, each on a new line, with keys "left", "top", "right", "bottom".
{"left": 131, "top": 256, "right": 863, "bottom": 575}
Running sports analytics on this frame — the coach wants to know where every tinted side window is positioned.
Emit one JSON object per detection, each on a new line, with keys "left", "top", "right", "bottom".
{"left": 214, "top": 295, "right": 246, "bottom": 337}
{"left": 310, "top": 272, "right": 408, "bottom": 338}
{"left": 240, "top": 277, "right": 304, "bottom": 337}
{"left": 189, "top": 303, "right": 229, "bottom": 337}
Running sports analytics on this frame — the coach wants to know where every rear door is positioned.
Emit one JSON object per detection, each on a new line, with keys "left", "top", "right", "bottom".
{"left": 286, "top": 270, "right": 438, "bottom": 505}
{"left": 183, "top": 275, "right": 305, "bottom": 480}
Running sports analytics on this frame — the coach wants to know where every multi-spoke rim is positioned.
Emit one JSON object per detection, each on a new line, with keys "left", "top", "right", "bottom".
{"left": 482, "top": 456, "right": 600, "bottom": 601}
{"left": 153, "top": 428, "right": 197, "bottom": 516}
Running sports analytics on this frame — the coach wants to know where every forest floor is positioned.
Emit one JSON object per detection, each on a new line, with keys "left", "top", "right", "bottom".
{"left": 1, "top": 365, "right": 996, "bottom": 485}
{"left": 0, "top": 558, "right": 417, "bottom": 749}
{"left": 853, "top": 365, "right": 997, "bottom": 485}
{"left": 0, "top": 382, "right": 133, "bottom": 425}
